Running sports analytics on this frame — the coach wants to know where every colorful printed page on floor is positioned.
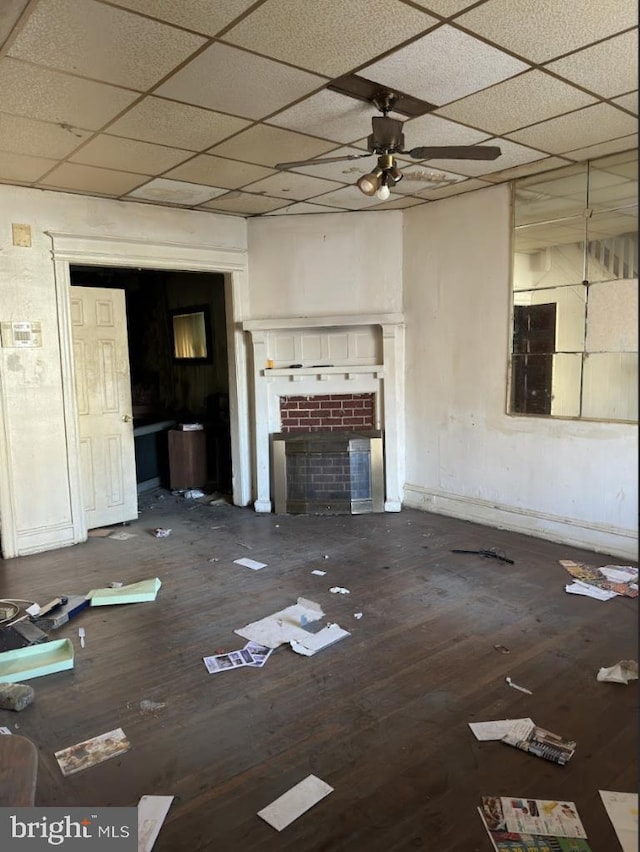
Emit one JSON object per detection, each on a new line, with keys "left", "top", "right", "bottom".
{"left": 479, "top": 807, "right": 593, "bottom": 852}
{"left": 481, "top": 796, "right": 587, "bottom": 838}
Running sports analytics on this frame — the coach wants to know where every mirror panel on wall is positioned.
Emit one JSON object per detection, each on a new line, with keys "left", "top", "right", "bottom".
{"left": 509, "top": 150, "right": 638, "bottom": 422}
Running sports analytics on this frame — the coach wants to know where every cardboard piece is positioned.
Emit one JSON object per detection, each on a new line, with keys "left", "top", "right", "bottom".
{"left": 290, "top": 624, "right": 350, "bottom": 656}
{"left": 0, "top": 638, "right": 74, "bottom": 683}
{"left": 258, "top": 775, "right": 333, "bottom": 831}
{"left": 55, "top": 728, "right": 130, "bottom": 776}
{"left": 87, "top": 577, "right": 162, "bottom": 606}
{"left": 235, "top": 598, "right": 324, "bottom": 649}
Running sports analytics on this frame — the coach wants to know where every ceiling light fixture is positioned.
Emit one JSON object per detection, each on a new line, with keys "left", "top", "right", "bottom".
{"left": 356, "top": 167, "right": 383, "bottom": 196}
{"left": 357, "top": 153, "right": 402, "bottom": 200}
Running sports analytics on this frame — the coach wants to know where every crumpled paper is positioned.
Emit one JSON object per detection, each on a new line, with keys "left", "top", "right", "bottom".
{"left": 596, "top": 660, "right": 638, "bottom": 684}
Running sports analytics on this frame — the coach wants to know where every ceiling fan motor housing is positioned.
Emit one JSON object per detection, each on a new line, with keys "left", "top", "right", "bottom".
{"left": 369, "top": 116, "right": 405, "bottom": 153}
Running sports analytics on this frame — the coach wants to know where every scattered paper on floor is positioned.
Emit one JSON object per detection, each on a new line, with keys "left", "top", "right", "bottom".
{"left": 468, "top": 719, "right": 534, "bottom": 741}
{"left": 203, "top": 642, "right": 273, "bottom": 673}
{"left": 235, "top": 598, "right": 324, "bottom": 649}
{"left": 290, "top": 623, "right": 350, "bottom": 656}
{"left": 560, "top": 560, "right": 638, "bottom": 598}
{"left": 258, "top": 774, "right": 333, "bottom": 831}
{"left": 138, "top": 795, "right": 174, "bottom": 852}
{"left": 597, "top": 660, "right": 638, "bottom": 684}
{"left": 599, "top": 790, "right": 638, "bottom": 852}
{"left": 55, "top": 728, "right": 130, "bottom": 776}
{"left": 234, "top": 557, "right": 267, "bottom": 571}
{"left": 565, "top": 580, "right": 618, "bottom": 601}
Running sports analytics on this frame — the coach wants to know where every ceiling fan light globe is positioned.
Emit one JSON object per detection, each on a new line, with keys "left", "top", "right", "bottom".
{"left": 388, "top": 165, "right": 403, "bottom": 184}
{"left": 376, "top": 184, "right": 391, "bottom": 201}
{"left": 357, "top": 173, "right": 380, "bottom": 196}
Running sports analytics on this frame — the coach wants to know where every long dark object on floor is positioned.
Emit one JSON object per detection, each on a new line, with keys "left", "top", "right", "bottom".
{"left": 451, "top": 549, "right": 514, "bottom": 564}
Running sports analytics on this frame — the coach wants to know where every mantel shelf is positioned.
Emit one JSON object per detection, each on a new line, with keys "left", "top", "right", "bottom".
{"left": 263, "top": 364, "right": 384, "bottom": 380}
{"left": 243, "top": 313, "right": 403, "bottom": 332}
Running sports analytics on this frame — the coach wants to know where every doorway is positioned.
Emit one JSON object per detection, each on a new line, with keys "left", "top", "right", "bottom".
{"left": 70, "top": 266, "right": 233, "bottom": 504}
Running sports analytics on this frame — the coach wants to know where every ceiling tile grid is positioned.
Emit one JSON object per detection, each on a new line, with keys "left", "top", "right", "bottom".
{"left": 0, "top": 0, "right": 635, "bottom": 217}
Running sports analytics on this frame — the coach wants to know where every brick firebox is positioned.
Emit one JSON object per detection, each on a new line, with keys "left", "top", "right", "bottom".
{"left": 279, "top": 393, "right": 375, "bottom": 433}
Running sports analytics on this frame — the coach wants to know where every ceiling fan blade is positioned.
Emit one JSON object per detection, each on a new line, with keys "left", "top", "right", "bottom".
{"left": 275, "top": 153, "right": 372, "bottom": 170}
{"left": 406, "top": 145, "right": 502, "bottom": 161}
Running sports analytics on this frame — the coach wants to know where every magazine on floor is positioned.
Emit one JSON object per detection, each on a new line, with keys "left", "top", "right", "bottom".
{"left": 480, "top": 796, "right": 587, "bottom": 839}
{"left": 478, "top": 807, "right": 592, "bottom": 852}
{"left": 501, "top": 718, "right": 576, "bottom": 765}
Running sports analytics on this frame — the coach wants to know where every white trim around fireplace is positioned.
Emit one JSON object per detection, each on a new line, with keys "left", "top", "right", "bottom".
{"left": 243, "top": 314, "right": 405, "bottom": 513}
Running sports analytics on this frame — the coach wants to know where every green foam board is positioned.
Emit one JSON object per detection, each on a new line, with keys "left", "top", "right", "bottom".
{"left": 0, "top": 638, "right": 74, "bottom": 683}
{"left": 87, "top": 577, "right": 162, "bottom": 606}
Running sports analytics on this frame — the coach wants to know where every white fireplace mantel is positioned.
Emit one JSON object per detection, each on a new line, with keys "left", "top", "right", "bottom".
{"left": 243, "top": 313, "right": 405, "bottom": 514}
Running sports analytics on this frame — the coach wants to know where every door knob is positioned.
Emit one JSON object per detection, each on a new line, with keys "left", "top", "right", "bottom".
{"left": 122, "top": 414, "right": 133, "bottom": 422}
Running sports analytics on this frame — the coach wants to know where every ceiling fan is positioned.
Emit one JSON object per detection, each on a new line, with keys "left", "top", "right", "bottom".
{"left": 275, "top": 91, "right": 501, "bottom": 200}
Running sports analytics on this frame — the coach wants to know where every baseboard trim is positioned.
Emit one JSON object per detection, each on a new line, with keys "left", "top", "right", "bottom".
{"left": 403, "top": 484, "right": 638, "bottom": 561}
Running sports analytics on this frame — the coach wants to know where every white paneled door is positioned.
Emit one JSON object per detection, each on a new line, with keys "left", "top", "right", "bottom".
{"left": 70, "top": 286, "right": 137, "bottom": 529}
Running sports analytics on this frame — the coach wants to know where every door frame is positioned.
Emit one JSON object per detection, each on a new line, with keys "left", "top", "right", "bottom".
{"left": 48, "top": 231, "right": 251, "bottom": 544}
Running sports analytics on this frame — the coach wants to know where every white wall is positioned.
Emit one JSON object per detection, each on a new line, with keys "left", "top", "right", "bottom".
{"left": 0, "top": 184, "right": 246, "bottom": 556}
{"left": 402, "top": 184, "right": 638, "bottom": 559}
{"left": 1, "top": 183, "right": 637, "bottom": 561}
{"left": 247, "top": 211, "right": 403, "bottom": 317}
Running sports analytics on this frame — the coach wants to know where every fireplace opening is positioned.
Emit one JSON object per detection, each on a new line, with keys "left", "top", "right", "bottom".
{"left": 271, "top": 430, "right": 384, "bottom": 514}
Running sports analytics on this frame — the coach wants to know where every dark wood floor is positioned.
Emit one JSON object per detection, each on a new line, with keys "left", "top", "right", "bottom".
{"left": 1, "top": 493, "right": 637, "bottom": 851}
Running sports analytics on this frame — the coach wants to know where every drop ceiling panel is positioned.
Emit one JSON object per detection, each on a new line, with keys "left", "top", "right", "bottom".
{"left": 239, "top": 171, "right": 346, "bottom": 201}
{"left": 165, "top": 155, "right": 274, "bottom": 189}
{"left": 483, "top": 156, "right": 571, "bottom": 183}
{"left": 201, "top": 193, "right": 291, "bottom": 215}
{"left": 506, "top": 103, "right": 638, "bottom": 155}
{"left": 268, "top": 90, "right": 378, "bottom": 144}
{"left": 266, "top": 201, "right": 346, "bottom": 216}
{"left": 105, "top": 97, "right": 251, "bottom": 150}
{"left": 309, "top": 185, "right": 394, "bottom": 210}
{"left": 0, "top": 58, "right": 140, "bottom": 130}
{"left": 369, "top": 194, "right": 426, "bottom": 210}
{"left": 208, "top": 125, "right": 338, "bottom": 168}
{"left": 414, "top": 177, "right": 492, "bottom": 199}
{"left": 436, "top": 70, "right": 597, "bottom": 135}
{"left": 222, "top": 0, "right": 437, "bottom": 78}
{"left": 544, "top": 31, "right": 638, "bottom": 100}
{"left": 402, "top": 113, "right": 490, "bottom": 147}
{"left": 456, "top": 0, "right": 637, "bottom": 64}
{"left": 562, "top": 134, "right": 639, "bottom": 163}
{"left": 126, "top": 178, "right": 228, "bottom": 205}
{"left": 107, "top": 0, "right": 258, "bottom": 36}
{"left": 0, "top": 0, "right": 36, "bottom": 47}
{"left": 40, "top": 162, "right": 148, "bottom": 195}
{"left": 360, "top": 26, "right": 529, "bottom": 106}
{"left": 0, "top": 0, "right": 635, "bottom": 216}
{"left": 69, "top": 135, "right": 193, "bottom": 173}
{"left": 0, "top": 151, "right": 57, "bottom": 183}
{"left": 390, "top": 166, "right": 466, "bottom": 194}
{"left": 0, "top": 113, "right": 90, "bottom": 158}
{"left": 156, "top": 43, "right": 326, "bottom": 120}
{"left": 409, "top": 0, "right": 478, "bottom": 14}
{"left": 611, "top": 92, "right": 638, "bottom": 114}
{"left": 7, "top": 0, "right": 206, "bottom": 90}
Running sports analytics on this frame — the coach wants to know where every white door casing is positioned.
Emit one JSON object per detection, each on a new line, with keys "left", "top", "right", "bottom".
{"left": 41, "top": 232, "right": 251, "bottom": 555}
{"left": 71, "top": 286, "right": 137, "bottom": 528}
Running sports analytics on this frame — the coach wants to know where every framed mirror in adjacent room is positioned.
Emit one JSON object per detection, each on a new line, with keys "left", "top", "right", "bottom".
{"left": 169, "top": 305, "right": 212, "bottom": 365}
